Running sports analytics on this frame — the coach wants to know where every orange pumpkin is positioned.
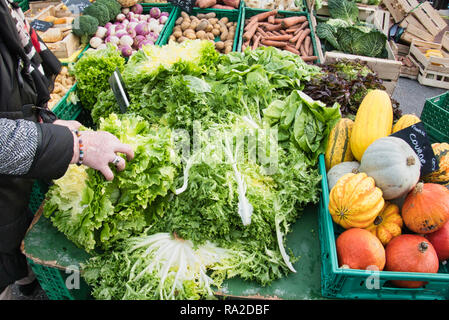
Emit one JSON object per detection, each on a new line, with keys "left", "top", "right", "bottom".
{"left": 365, "top": 202, "right": 403, "bottom": 246}
{"left": 336, "top": 228, "right": 386, "bottom": 271}
{"left": 385, "top": 234, "right": 439, "bottom": 288}
{"left": 329, "top": 172, "right": 385, "bottom": 229}
{"left": 402, "top": 182, "right": 449, "bottom": 234}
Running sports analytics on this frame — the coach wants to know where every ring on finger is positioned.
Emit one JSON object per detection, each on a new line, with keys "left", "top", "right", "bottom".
{"left": 112, "top": 155, "right": 121, "bottom": 166}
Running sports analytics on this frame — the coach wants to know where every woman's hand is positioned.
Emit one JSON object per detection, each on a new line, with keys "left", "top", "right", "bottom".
{"left": 71, "top": 130, "right": 134, "bottom": 181}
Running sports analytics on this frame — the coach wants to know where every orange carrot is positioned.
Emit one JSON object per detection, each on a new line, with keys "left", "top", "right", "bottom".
{"left": 268, "top": 15, "right": 275, "bottom": 24}
{"left": 272, "top": 31, "right": 282, "bottom": 36}
{"left": 284, "top": 45, "right": 300, "bottom": 55}
{"left": 279, "top": 30, "right": 287, "bottom": 35}
{"left": 257, "top": 27, "right": 268, "bottom": 37}
{"left": 308, "top": 41, "right": 314, "bottom": 56}
{"left": 264, "top": 34, "right": 292, "bottom": 41}
{"left": 252, "top": 34, "right": 262, "bottom": 50}
{"left": 295, "top": 28, "right": 310, "bottom": 50}
{"left": 261, "top": 39, "right": 287, "bottom": 48}
{"left": 264, "top": 23, "right": 283, "bottom": 32}
{"left": 289, "top": 30, "right": 302, "bottom": 43}
{"left": 281, "top": 16, "right": 307, "bottom": 29}
{"left": 300, "top": 42, "right": 307, "bottom": 57}
{"left": 250, "top": 9, "right": 278, "bottom": 22}
{"left": 301, "top": 55, "right": 318, "bottom": 62}
{"left": 304, "top": 36, "right": 311, "bottom": 55}
{"left": 294, "top": 21, "right": 309, "bottom": 35}
{"left": 243, "top": 22, "right": 259, "bottom": 42}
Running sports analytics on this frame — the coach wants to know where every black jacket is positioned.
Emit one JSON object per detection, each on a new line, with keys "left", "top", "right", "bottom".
{"left": 0, "top": 0, "right": 74, "bottom": 288}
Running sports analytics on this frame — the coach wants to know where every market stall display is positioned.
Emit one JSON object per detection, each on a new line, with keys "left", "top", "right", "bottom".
{"left": 17, "top": 0, "right": 449, "bottom": 301}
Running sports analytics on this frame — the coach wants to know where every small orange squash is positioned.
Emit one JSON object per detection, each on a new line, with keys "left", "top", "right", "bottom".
{"left": 385, "top": 234, "right": 439, "bottom": 288}
{"left": 365, "top": 202, "right": 403, "bottom": 246}
{"left": 336, "top": 228, "right": 386, "bottom": 271}
{"left": 402, "top": 182, "right": 449, "bottom": 234}
{"left": 328, "top": 172, "right": 385, "bottom": 229}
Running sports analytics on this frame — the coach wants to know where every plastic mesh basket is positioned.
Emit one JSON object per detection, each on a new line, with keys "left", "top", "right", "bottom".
{"left": 159, "top": 6, "right": 243, "bottom": 52}
{"left": 28, "top": 260, "right": 74, "bottom": 300}
{"left": 318, "top": 153, "right": 449, "bottom": 300}
{"left": 420, "top": 92, "right": 449, "bottom": 144}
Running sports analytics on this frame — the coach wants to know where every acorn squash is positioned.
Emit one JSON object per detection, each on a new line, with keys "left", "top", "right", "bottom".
{"left": 328, "top": 172, "right": 385, "bottom": 229}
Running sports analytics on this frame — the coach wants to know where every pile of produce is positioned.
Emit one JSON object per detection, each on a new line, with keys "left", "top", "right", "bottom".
{"left": 245, "top": 0, "right": 306, "bottom": 11}
{"left": 316, "top": 0, "right": 387, "bottom": 58}
{"left": 73, "top": 1, "right": 169, "bottom": 57}
{"left": 325, "top": 89, "right": 449, "bottom": 288}
{"left": 48, "top": 66, "right": 75, "bottom": 110}
{"left": 195, "top": 0, "right": 240, "bottom": 10}
{"left": 169, "top": 11, "right": 238, "bottom": 54}
{"left": 241, "top": 9, "right": 317, "bottom": 62}
{"left": 44, "top": 40, "right": 342, "bottom": 299}
{"left": 302, "top": 59, "right": 402, "bottom": 120}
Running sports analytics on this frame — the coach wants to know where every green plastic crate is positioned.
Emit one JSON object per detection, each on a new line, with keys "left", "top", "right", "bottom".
{"left": 28, "top": 180, "right": 50, "bottom": 215}
{"left": 159, "top": 6, "right": 243, "bottom": 52}
{"left": 420, "top": 92, "right": 449, "bottom": 144}
{"left": 51, "top": 84, "right": 83, "bottom": 121}
{"left": 15, "top": 0, "right": 29, "bottom": 11}
{"left": 317, "top": 153, "right": 449, "bottom": 300}
{"left": 28, "top": 259, "right": 91, "bottom": 300}
{"left": 237, "top": 7, "right": 319, "bottom": 63}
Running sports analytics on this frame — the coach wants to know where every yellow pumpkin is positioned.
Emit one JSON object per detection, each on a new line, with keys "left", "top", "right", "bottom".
{"left": 325, "top": 118, "right": 355, "bottom": 171}
{"left": 392, "top": 114, "right": 421, "bottom": 133}
{"left": 329, "top": 172, "right": 385, "bottom": 229}
{"left": 424, "top": 142, "right": 449, "bottom": 184}
{"left": 350, "top": 90, "right": 393, "bottom": 161}
{"left": 365, "top": 202, "right": 403, "bottom": 246}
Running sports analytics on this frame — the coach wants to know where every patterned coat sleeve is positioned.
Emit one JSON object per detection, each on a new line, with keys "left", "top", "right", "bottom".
{"left": 0, "top": 118, "right": 74, "bottom": 179}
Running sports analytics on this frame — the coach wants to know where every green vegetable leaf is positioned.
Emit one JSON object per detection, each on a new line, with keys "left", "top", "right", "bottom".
{"left": 328, "top": 0, "right": 359, "bottom": 23}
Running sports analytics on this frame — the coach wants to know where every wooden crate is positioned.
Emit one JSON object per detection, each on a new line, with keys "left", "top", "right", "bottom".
{"left": 31, "top": 3, "right": 82, "bottom": 59}
{"left": 409, "top": 39, "right": 449, "bottom": 74}
{"left": 24, "top": 0, "right": 61, "bottom": 20}
{"left": 306, "top": 0, "right": 378, "bottom": 21}
{"left": 311, "top": 7, "right": 401, "bottom": 94}
{"left": 442, "top": 31, "right": 449, "bottom": 53}
{"left": 382, "top": 0, "right": 446, "bottom": 37}
{"left": 390, "top": 40, "right": 419, "bottom": 79}
{"left": 408, "top": 39, "right": 449, "bottom": 89}
{"left": 399, "top": 14, "right": 435, "bottom": 43}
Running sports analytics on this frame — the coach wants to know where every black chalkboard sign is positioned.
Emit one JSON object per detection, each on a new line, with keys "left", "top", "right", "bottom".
{"left": 167, "top": 0, "right": 195, "bottom": 14}
{"left": 30, "top": 19, "right": 53, "bottom": 32}
{"left": 109, "top": 68, "right": 130, "bottom": 114}
{"left": 62, "top": 0, "right": 92, "bottom": 14}
{"left": 390, "top": 122, "right": 439, "bottom": 176}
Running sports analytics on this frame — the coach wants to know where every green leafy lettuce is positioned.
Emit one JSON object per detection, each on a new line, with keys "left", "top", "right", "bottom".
{"left": 43, "top": 113, "right": 179, "bottom": 252}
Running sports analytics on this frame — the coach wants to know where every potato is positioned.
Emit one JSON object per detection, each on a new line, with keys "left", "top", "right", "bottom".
{"left": 197, "top": 13, "right": 206, "bottom": 19}
{"left": 173, "top": 25, "right": 182, "bottom": 32}
{"left": 177, "top": 36, "right": 187, "bottom": 43}
{"left": 175, "top": 17, "right": 183, "bottom": 25}
{"left": 224, "top": 45, "right": 232, "bottom": 54}
{"left": 185, "top": 32, "right": 197, "bottom": 40}
{"left": 190, "top": 20, "right": 199, "bottom": 30}
{"left": 181, "top": 11, "right": 190, "bottom": 20}
{"left": 208, "top": 18, "right": 218, "bottom": 25}
{"left": 181, "top": 20, "right": 191, "bottom": 31}
{"left": 204, "top": 23, "right": 213, "bottom": 32}
{"left": 219, "top": 17, "right": 229, "bottom": 24}
{"left": 227, "top": 31, "right": 235, "bottom": 41}
{"left": 196, "top": 30, "right": 207, "bottom": 40}
{"left": 195, "top": 19, "right": 209, "bottom": 31}
{"left": 226, "top": 22, "right": 234, "bottom": 28}
{"left": 206, "top": 32, "right": 214, "bottom": 40}
{"left": 183, "top": 29, "right": 195, "bottom": 36}
{"left": 215, "top": 41, "right": 225, "bottom": 50}
{"left": 204, "top": 12, "right": 216, "bottom": 19}
{"left": 220, "top": 30, "right": 228, "bottom": 41}
{"left": 224, "top": 40, "right": 233, "bottom": 48}
{"left": 211, "top": 28, "right": 221, "bottom": 36}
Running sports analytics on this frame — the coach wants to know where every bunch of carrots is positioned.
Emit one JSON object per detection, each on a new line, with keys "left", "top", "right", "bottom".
{"left": 241, "top": 9, "right": 317, "bottom": 62}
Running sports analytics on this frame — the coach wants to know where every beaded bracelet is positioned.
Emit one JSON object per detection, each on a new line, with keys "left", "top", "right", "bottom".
{"left": 73, "top": 130, "right": 84, "bottom": 166}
